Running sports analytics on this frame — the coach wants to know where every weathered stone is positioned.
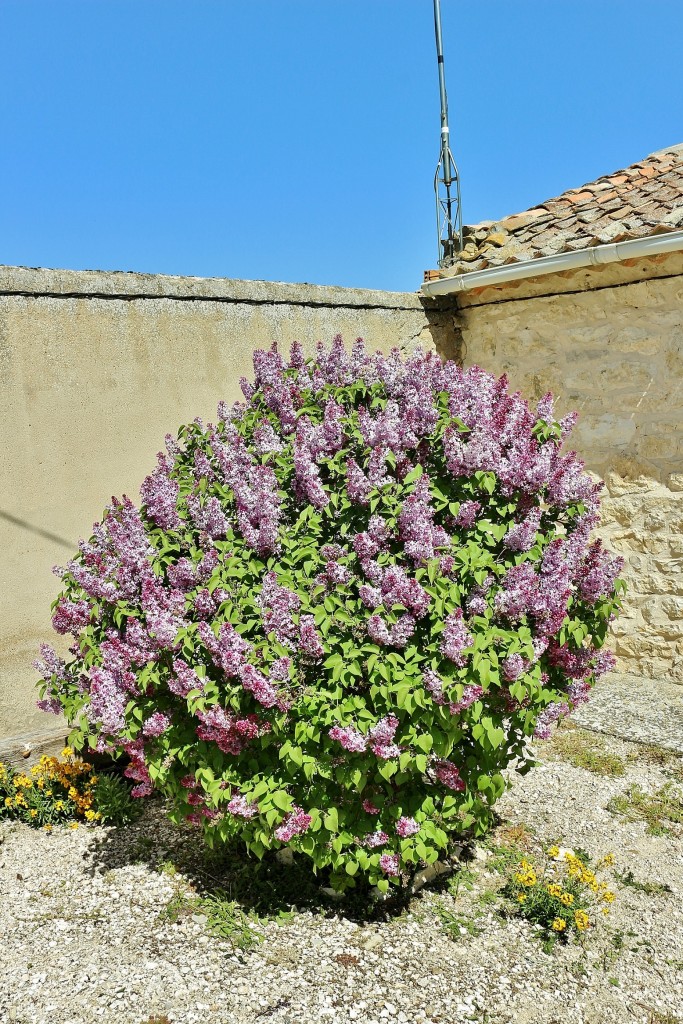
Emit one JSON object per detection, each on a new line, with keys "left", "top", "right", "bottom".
{"left": 456, "top": 265, "right": 683, "bottom": 684}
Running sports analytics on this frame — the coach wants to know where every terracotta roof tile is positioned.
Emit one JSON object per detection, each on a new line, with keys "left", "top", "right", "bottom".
{"left": 444, "top": 144, "right": 683, "bottom": 275}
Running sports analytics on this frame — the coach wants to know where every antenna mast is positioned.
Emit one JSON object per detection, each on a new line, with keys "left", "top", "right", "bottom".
{"left": 432, "top": 0, "right": 463, "bottom": 266}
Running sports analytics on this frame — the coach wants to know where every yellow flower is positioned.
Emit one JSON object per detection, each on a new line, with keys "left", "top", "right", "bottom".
{"left": 547, "top": 846, "right": 560, "bottom": 858}
{"left": 68, "top": 821, "right": 79, "bottom": 830}
{"left": 84, "top": 809, "right": 97, "bottom": 821}
{"left": 600, "top": 853, "right": 615, "bottom": 867}
{"left": 560, "top": 892, "right": 574, "bottom": 906}
{"left": 46, "top": 789, "right": 53, "bottom": 797}
{"left": 517, "top": 893, "right": 527, "bottom": 903}
{"left": 601, "top": 890, "right": 615, "bottom": 903}
{"left": 61, "top": 747, "right": 73, "bottom": 759}
{"left": 602, "top": 907, "right": 610, "bottom": 916}
{"left": 4, "top": 797, "right": 12, "bottom": 808}
{"left": 29, "top": 809, "right": 38, "bottom": 818}
{"left": 574, "top": 910, "right": 590, "bottom": 931}
{"left": 55, "top": 801, "right": 64, "bottom": 811}
{"left": 552, "top": 918, "right": 567, "bottom": 932}
{"left": 547, "top": 884, "right": 563, "bottom": 898}
{"left": 43, "top": 824, "right": 53, "bottom": 832}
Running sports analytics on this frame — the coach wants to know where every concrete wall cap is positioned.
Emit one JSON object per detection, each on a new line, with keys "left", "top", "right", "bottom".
{"left": 0, "top": 264, "right": 425, "bottom": 311}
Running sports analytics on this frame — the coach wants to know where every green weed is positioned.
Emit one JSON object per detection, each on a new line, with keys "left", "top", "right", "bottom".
{"left": 614, "top": 869, "right": 672, "bottom": 896}
{"left": 607, "top": 783, "right": 683, "bottom": 836}
{"left": 545, "top": 726, "right": 626, "bottom": 776}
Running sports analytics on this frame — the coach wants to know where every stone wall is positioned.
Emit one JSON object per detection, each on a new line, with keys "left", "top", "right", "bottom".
{"left": 0, "top": 266, "right": 448, "bottom": 740}
{"left": 454, "top": 258, "right": 683, "bottom": 682}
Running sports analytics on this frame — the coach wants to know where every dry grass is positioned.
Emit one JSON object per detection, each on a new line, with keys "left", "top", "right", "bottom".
{"left": 543, "top": 724, "right": 626, "bottom": 777}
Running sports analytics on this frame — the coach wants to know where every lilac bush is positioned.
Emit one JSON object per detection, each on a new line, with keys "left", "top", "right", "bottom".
{"left": 36, "top": 338, "right": 623, "bottom": 892}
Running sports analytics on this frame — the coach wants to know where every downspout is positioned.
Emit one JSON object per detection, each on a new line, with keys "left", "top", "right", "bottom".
{"left": 421, "top": 228, "right": 683, "bottom": 297}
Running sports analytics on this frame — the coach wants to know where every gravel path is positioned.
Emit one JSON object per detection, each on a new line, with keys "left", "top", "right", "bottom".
{"left": 572, "top": 673, "right": 683, "bottom": 754}
{"left": 1, "top": 728, "right": 682, "bottom": 1024}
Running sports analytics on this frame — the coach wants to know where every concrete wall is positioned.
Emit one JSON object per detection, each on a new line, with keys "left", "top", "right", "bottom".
{"left": 454, "top": 254, "right": 683, "bottom": 682}
{"left": 0, "top": 266, "right": 451, "bottom": 741}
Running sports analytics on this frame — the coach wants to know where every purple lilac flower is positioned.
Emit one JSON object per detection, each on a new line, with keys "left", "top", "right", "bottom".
{"left": 239, "top": 663, "right": 279, "bottom": 708}
{"left": 141, "top": 576, "right": 186, "bottom": 648}
{"left": 329, "top": 724, "right": 368, "bottom": 753}
{"left": 140, "top": 452, "right": 182, "bottom": 530}
{"left": 380, "top": 565, "right": 430, "bottom": 619}
{"left": 353, "top": 531, "right": 380, "bottom": 561}
{"left": 324, "top": 560, "right": 352, "bottom": 586}
{"left": 198, "top": 621, "right": 251, "bottom": 677}
{"left": 396, "top": 816, "right": 420, "bottom": 838}
{"left": 423, "top": 668, "right": 446, "bottom": 705}
{"left": 368, "top": 715, "right": 400, "bottom": 759}
{"left": 33, "top": 644, "right": 69, "bottom": 684}
{"left": 566, "top": 680, "right": 591, "bottom": 708}
{"left": 501, "top": 653, "right": 526, "bottom": 682}
{"left": 274, "top": 805, "right": 312, "bottom": 842}
{"left": 367, "top": 614, "right": 390, "bottom": 646}
{"left": 253, "top": 421, "right": 284, "bottom": 454}
{"left": 36, "top": 696, "right": 63, "bottom": 715}
{"left": 364, "top": 830, "right": 389, "bottom": 848}
{"left": 593, "top": 650, "right": 616, "bottom": 677}
{"left": 186, "top": 494, "right": 229, "bottom": 539}
{"left": 227, "top": 794, "right": 259, "bottom": 819}
{"left": 390, "top": 614, "right": 416, "bottom": 648}
{"left": 252, "top": 345, "right": 285, "bottom": 388}
{"left": 467, "top": 596, "right": 487, "bottom": 616}
{"left": 122, "top": 739, "right": 152, "bottom": 797}
{"left": 298, "top": 615, "right": 324, "bottom": 659}
{"left": 536, "top": 393, "right": 555, "bottom": 421}
{"left": 359, "top": 584, "right": 382, "bottom": 609}
{"left": 196, "top": 705, "right": 264, "bottom": 754}
{"left": 503, "top": 508, "right": 542, "bottom": 552}
{"left": 167, "top": 558, "right": 197, "bottom": 591}
{"left": 453, "top": 500, "right": 481, "bottom": 529}
{"left": 449, "top": 684, "right": 484, "bottom": 715}
{"left": 142, "top": 712, "right": 171, "bottom": 738}
{"left": 440, "top": 609, "right": 473, "bottom": 666}
{"left": 193, "top": 448, "right": 216, "bottom": 483}
{"left": 362, "top": 798, "right": 380, "bottom": 815}
{"left": 51, "top": 597, "right": 91, "bottom": 636}
{"left": 533, "top": 701, "right": 570, "bottom": 740}
{"left": 270, "top": 656, "right": 292, "bottom": 682}
{"left": 434, "top": 759, "right": 466, "bottom": 791}
{"left": 346, "top": 459, "right": 373, "bottom": 505}
{"left": 576, "top": 542, "right": 624, "bottom": 604}
{"left": 259, "top": 572, "right": 300, "bottom": 646}
{"left": 398, "top": 476, "right": 449, "bottom": 565}
{"left": 368, "top": 515, "right": 390, "bottom": 546}
{"left": 193, "top": 588, "right": 217, "bottom": 619}
{"left": 379, "top": 853, "right": 400, "bottom": 875}
{"left": 167, "top": 660, "right": 203, "bottom": 699}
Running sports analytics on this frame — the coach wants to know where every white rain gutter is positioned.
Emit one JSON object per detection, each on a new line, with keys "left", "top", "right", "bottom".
{"left": 421, "top": 228, "right": 683, "bottom": 297}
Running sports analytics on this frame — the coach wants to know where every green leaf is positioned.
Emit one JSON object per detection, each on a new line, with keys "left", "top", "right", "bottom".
{"left": 324, "top": 807, "right": 339, "bottom": 832}
{"left": 403, "top": 464, "right": 424, "bottom": 485}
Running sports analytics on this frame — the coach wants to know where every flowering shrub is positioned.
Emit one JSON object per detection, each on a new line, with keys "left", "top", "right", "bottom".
{"left": 36, "top": 338, "right": 623, "bottom": 891}
{"left": 505, "top": 846, "right": 616, "bottom": 940}
{"left": 0, "top": 748, "right": 135, "bottom": 828}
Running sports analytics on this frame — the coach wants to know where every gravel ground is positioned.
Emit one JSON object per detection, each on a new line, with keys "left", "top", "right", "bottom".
{"left": 1, "top": 728, "right": 682, "bottom": 1024}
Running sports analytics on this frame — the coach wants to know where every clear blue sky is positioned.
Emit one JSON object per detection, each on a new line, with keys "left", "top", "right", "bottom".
{"left": 2, "top": 1, "right": 682, "bottom": 291}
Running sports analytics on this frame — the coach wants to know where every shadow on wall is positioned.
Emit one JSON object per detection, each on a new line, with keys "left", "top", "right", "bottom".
{"left": 0, "top": 509, "right": 75, "bottom": 553}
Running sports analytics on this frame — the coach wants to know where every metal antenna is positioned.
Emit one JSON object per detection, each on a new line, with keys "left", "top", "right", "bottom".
{"left": 432, "top": 0, "right": 463, "bottom": 266}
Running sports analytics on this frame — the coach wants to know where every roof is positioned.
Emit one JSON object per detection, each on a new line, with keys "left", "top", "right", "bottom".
{"left": 443, "top": 144, "right": 683, "bottom": 276}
